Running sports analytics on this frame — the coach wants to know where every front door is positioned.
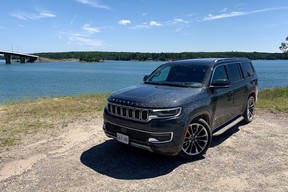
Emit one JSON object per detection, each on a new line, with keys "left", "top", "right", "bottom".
{"left": 210, "top": 65, "right": 234, "bottom": 129}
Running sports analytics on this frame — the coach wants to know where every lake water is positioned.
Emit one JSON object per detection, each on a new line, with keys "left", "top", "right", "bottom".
{"left": 0, "top": 60, "right": 287, "bottom": 104}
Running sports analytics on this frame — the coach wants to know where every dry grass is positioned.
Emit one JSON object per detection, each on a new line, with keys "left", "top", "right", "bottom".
{"left": 1, "top": 87, "right": 287, "bottom": 148}
{"left": 0, "top": 93, "right": 109, "bottom": 147}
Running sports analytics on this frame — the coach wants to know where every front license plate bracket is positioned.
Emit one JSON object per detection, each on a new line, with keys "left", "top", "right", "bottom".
{"left": 117, "top": 133, "right": 129, "bottom": 144}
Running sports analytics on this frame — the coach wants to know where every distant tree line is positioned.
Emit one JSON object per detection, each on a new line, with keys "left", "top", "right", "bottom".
{"left": 34, "top": 51, "right": 288, "bottom": 61}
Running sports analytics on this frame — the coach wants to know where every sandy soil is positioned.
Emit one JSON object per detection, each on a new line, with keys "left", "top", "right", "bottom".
{"left": 0, "top": 109, "right": 287, "bottom": 192}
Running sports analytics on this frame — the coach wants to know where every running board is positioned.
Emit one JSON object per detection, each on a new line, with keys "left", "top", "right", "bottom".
{"left": 213, "top": 116, "right": 244, "bottom": 136}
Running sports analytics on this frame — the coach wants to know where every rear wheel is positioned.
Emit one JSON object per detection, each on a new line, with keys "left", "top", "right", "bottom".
{"left": 179, "top": 118, "right": 212, "bottom": 159}
{"left": 243, "top": 96, "right": 255, "bottom": 123}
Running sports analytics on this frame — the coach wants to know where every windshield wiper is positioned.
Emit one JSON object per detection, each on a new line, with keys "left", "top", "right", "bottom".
{"left": 144, "top": 81, "right": 161, "bottom": 85}
{"left": 161, "top": 83, "right": 191, "bottom": 87}
{"left": 145, "top": 81, "right": 196, "bottom": 88}
{"left": 150, "top": 82, "right": 188, "bottom": 87}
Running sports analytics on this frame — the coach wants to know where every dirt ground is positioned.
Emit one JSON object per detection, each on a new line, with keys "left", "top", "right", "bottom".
{"left": 0, "top": 109, "right": 287, "bottom": 192}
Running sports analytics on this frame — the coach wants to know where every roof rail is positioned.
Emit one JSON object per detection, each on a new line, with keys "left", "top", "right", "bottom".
{"left": 214, "top": 57, "right": 249, "bottom": 63}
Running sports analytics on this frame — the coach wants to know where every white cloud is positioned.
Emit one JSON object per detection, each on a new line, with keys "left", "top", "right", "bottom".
{"left": 70, "top": 15, "right": 78, "bottom": 24}
{"left": 149, "top": 21, "right": 161, "bottom": 26}
{"left": 203, "top": 11, "right": 245, "bottom": 21}
{"left": 61, "top": 21, "right": 103, "bottom": 47}
{"left": 10, "top": 9, "right": 56, "bottom": 20}
{"left": 202, "top": 7, "right": 288, "bottom": 21}
{"left": 175, "top": 27, "right": 183, "bottom": 32}
{"left": 129, "top": 20, "right": 161, "bottom": 29}
{"left": 62, "top": 31, "right": 103, "bottom": 47}
{"left": 69, "top": 36, "right": 103, "bottom": 47}
{"left": 129, "top": 24, "right": 149, "bottom": 29}
{"left": 118, "top": 20, "right": 131, "bottom": 25}
{"left": 40, "top": 12, "right": 55, "bottom": 18}
{"left": 64, "top": 32, "right": 89, "bottom": 38}
{"left": 82, "top": 23, "right": 100, "bottom": 34}
{"left": 174, "top": 18, "right": 188, "bottom": 24}
{"left": 75, "top": 0, "right": 110, "bottom": 9}
{"left": 220, "top": 8, "right": 228, "bottom": 13}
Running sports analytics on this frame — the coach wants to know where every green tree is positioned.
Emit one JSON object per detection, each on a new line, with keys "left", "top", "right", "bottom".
{"left": 279, "top": 36, "right": 288, "bottom": 53}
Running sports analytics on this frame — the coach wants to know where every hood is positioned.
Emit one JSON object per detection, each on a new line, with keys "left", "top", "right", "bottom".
{"left": 107, "top": 84, "right": 205, "bottom": 108}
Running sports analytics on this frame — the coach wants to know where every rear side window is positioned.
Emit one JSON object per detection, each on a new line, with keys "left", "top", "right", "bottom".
{"left": 226, "top": 63, "right": 243, "bottom": 83}
{"left": 240, "top": 62, "right": 254, "bottom": 78}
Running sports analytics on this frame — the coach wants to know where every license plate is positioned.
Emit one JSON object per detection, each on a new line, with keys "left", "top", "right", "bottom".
{"left": 117, "top": 133, "right": 129, "bottom": 144}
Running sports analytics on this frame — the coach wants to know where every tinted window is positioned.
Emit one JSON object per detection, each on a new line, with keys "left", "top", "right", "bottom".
{"left": 212, "top": 65, "right": 228, "bottom": 82}
{"left": 146, "top": 64, "right": 209, "bottom": 87}
{"left": 150, "top": 66, "right": 171, "bottom": 82}
{"left": 166, "top": 65, "right": 208, "bottom": 83}
{"left": 226, "top": 64, "right": 243, "bottom": 83}
{"left": 240, "top": 62, "right": 254, "bottom": 77}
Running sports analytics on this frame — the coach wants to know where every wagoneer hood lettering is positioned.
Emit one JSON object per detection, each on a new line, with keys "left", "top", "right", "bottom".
{"left": 108, "top": 84, "right": 202, "bottom": 108}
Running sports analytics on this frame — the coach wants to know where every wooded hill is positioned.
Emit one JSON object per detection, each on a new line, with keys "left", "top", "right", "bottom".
{"left": 1, "top": 51, "right": 287, "bottom": 61}
{"left": 34, "top": 51, "right": 288, "bottom": 61}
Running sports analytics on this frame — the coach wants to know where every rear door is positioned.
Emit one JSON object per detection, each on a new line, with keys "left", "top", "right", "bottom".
{"left": 226, "top": 63, "right": 247, "bottom": 117}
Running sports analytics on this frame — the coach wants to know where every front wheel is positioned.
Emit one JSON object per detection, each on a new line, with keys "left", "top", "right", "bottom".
{"left": 243, "top": 96, "right": 255, "bottom": 123}
{"left": 178, "top": 118, "right": 212, "bottom": 159}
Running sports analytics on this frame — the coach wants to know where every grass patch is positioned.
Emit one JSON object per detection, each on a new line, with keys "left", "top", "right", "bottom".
{"left": 257, "top": 87, "right": 288, "bottom": 112}
{"left": 1, "top": 88, "right": 287, "bottom": 148}
{"left": 0, "top": 93, "right": 109, "bottom": 147}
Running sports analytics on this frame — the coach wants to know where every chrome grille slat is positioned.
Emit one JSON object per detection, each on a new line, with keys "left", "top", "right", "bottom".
{"left": 108, "top": 102, "right": 149, "bottom": 122}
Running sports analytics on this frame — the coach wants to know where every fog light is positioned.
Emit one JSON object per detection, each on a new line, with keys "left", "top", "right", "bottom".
{"left": 148, "top": 138, "right": 159, "bottom": 143}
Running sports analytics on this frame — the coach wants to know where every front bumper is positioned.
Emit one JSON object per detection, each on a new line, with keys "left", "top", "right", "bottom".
{"left": 103, "top": 108, "right": 186, "bottom": 156}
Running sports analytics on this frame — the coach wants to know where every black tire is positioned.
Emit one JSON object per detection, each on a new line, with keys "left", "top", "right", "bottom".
{"left": 178, "top": 118, "right": 212, "bottom": 159}
{"left": 243, "top": 96, "right": 255, "bottom": 123}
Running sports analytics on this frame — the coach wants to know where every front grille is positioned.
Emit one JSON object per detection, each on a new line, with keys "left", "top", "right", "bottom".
{"left": 107, "top": 102, "right": 149, "bottom": 122}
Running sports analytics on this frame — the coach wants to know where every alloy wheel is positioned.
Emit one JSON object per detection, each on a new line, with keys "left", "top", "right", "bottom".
{"left": 247, "top": 97, "right": 255, "bottom": 121}
{"left": 182, "top": 122, "right": 209, "bottom": 156}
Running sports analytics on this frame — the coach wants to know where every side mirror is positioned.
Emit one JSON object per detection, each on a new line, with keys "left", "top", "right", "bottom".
{"left": 211, "top": 79, "right": 231, "bottom": 88}
{"left": 143, "top": 75, "right": 149, "bottom": 82}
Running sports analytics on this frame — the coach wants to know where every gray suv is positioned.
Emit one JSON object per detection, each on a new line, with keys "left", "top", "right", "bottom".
{"left": 103, "top": 58, "right": 258, "bottom": 159}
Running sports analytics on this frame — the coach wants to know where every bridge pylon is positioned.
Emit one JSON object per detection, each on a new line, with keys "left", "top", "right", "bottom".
{"left": 4, "top": 54, "right": 11, "bottom": 64}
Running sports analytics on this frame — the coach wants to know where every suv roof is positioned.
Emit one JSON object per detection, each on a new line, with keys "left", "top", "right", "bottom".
{"left": 169, "top": 58, "right": 251, "bottom": 66}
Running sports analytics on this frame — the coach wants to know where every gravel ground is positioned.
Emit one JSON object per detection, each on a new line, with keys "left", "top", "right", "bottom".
{"left": 0, "top": 109, "right": 287, "bottom": 192}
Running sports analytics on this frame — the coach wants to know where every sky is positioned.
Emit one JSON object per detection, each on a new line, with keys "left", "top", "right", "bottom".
{"left": 0, "top": 0, "right": 288, "bottom": 54}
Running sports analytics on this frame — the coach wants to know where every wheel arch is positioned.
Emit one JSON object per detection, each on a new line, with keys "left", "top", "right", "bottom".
{"left": 248, "top": 92, "right": 256, "bottom": 100}
{"left": 188, "top": 111, "right": 211, "bottom": 128}
{"left": 179, "top": 112, "right": 212, "bottom": 159}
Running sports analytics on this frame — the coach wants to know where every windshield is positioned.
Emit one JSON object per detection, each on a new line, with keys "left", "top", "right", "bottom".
{"left": 145, "top": 64, "right": 208, "bottom": 88}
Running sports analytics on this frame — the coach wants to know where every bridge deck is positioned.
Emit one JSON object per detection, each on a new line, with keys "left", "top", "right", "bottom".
{"left": 0, "top": 50, "right": 39, "bottom": 64}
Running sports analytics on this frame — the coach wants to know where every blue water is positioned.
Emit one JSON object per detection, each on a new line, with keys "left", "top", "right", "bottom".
{"left": 0, "top": 60, "right": 287, "bottom": 104}
{"left": 252, "top": 60, "right": 288, "bottom": 89}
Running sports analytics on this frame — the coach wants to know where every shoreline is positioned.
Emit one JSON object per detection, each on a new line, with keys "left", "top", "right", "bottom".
{"left": 1, "top": 87, "right": 287, "bottom": 107}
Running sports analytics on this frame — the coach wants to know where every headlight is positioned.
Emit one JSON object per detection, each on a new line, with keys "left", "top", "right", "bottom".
{"left": 149, "top": 107, "right": 181, "bottom": 119}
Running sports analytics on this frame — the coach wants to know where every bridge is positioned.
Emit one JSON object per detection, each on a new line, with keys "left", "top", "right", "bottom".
{"left": 0, "top": 50, "right": 39, "bottom": 64}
